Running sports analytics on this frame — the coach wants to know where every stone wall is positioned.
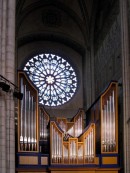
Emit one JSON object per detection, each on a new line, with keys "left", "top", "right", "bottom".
{"left": 94, "top": 14, "right": 121, "bottom": 97}
{"left": 0, "top": 0, "right": 16, "bottom": 173}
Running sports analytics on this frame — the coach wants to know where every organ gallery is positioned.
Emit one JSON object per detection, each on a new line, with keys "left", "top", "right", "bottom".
{"left": 1, "top": 1, "right": 130, "bottom": 173}
{"left": 16, "top": 71, "right": 120, "bottom": 173}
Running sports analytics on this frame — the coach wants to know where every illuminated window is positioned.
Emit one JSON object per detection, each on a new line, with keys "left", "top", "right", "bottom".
{"left": 23, "top": 53, "right": 78, "bottom": 106}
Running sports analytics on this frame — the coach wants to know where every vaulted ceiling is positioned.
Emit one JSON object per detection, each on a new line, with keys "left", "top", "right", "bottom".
{"left": 16, "top": 0, "right": 118, "bottom": 56}
{"left": 16, "top": 0, "right": 94, "bottom": 56}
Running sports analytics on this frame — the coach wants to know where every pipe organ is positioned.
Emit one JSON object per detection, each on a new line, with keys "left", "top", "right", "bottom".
{"left": 50, "top": 110, "right": 96, "bottom": 164}
{"left": 16, "top": 74, "right": 120, "bottom": 173}
{"left": 18, "top": 71, "right": 38, "bottom": 151}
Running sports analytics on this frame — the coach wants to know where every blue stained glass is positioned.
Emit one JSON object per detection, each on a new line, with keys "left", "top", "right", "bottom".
{"left": 23, "top": 53, "right": 78, "bottom": 106}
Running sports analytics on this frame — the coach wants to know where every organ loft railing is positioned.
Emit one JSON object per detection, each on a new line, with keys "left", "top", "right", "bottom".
{"left": 18, "top": 71, "right": 39, "bottom": 151}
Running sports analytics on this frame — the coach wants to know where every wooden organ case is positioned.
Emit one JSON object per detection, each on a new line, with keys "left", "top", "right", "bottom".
{"left": 16, "top": 73, "right": 120, "bottom": 173}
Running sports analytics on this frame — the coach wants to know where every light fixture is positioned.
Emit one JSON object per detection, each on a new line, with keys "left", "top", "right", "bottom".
{"left": 0, "top": 74, "right": 23, "bottom": 100}
{"left": 0, "top": 81, "right": 10, "bottom": 92}
{"left": 13, "top": 91, "right": 23, "bottom": 100}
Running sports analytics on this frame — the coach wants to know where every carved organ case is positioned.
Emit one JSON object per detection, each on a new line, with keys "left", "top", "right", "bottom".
{"left": 18, "top": 71, "right": 39, "bottom": 152}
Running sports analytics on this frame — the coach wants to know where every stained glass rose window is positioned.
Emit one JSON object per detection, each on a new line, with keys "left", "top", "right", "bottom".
{"left": 23, "top": 53, "right": 77, "bottom": 106}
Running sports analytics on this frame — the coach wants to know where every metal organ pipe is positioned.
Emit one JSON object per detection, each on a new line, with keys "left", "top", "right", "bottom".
{"left": 109, "top": 95, "right": 112, "bottom": 150}
{"left": 28, "top": 91, "right": 31, "bottom": 150}
{"left": 44, "top": 117, "right": 46, "bottom": 139}
{"left": 102, "top": 108, "right": 105, "bottom": 151}
{"left": 87, "top": 134, "right": 90, "bottom": 161}
{"left": 24, "top": 85, "right": 27, "bottom": 149}
{"left": 20, "top": 78, "right": 24, "bottom": 150}
{"left": 90, "top": 129, "right": 94, "bottom": 162}
{"left": 33, "top": 101, "right": 37, "bottom": 150}
{"left": 31, "top": 96, "right": 34, "bottom": 148}
{"left": 106, "top": 100, "right": 109, "bottom": 151}
{"left": 75, "top": 120, "right": 77, "bottom": 137}
{"left": 40, "top": 110, "right": 43, "bottom": 138}
{"left": 70, "top": 140, "right": 76, "bottom": 163}
{"left": 63, "top": 144, "right": 68, "bottom": 162}
{"left": 112, "top": 90, "right": 116, "bottom": 150}
{"left": 80, "top": 115, "right": 83, "bottom": 134}
{"left": 44, "top": 116, "right": 48, "bottom": 140}
{"left": 55, "top": 129, "right": 58, "bottom": 162}
{"left": 78, "top": 144, "right": 83, "bottom": 162}
{"left": 51, "top": 124, "right": 54, "bottom": 162}
{"left": 104, "top": 105, "right": 107, "bottom": 151}
{"left": 75, "top": 115, "right": 82, "bottom": 137}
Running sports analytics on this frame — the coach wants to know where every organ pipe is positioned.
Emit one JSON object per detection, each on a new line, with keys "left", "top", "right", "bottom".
{"left": 20, "top": 78, "right": 24, "bottom": 149}
{"left": 112, "top": 90, "right": 116, "bottom": 150}
{"left": 33, "top": 101, "right": 37, "bottom": 150}
{"left": 27, "top": 91, "right": 31, "bottom": 150}
{"left": 63, "top": 144, "right": 68, "bottom": 163}
{"left": 74, "top": 115, "right": 83, "bottom": 137}
{"left": 24, "top": 85, "right": 27, "bottom": 149}
{"left": 30, "top": 96, "right": 32, "bottom": 144}
{"left": 78, "top": 144, "right": 83, "bottom": 162}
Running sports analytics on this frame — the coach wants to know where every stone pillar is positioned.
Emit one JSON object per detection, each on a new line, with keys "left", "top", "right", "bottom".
{"left": 120, "top": 0, "right": 130, "bottom": 172}
{"left": 0, "top": 0, "right": 16, "bottom": 173}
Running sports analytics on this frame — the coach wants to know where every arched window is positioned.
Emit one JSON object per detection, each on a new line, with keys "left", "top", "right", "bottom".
{"left": 23, "top": 53, "right": 78, "bottom": 106}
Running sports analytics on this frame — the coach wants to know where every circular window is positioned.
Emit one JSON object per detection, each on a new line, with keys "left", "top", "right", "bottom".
{"left": 23, "top": 53, "right": 78, "bottom": 106}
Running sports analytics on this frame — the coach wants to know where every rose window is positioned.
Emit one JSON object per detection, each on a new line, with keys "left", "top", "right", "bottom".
{"left": 23, "top": 53, "right": 78, "bottom": 106}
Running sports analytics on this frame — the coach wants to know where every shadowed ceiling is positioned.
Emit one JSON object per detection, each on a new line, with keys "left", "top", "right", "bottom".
{"left": 16, "top": 0, "right": 118, "bottom": 56}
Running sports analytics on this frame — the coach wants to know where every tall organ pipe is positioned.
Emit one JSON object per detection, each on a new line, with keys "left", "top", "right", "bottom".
{"left": 112, "top": 90, "right": 116, "bottom": 149}
{"left": 33, "top": 101, "right": 36, "bottom": 150}
{"left": 31, "top": 97, "right": 34, "bottom": 145}
{"left": 24, "top": 85, "right": 27, "bottom": 146}
{"left": 20, "top": 78, "right": 24, "bottom": 144}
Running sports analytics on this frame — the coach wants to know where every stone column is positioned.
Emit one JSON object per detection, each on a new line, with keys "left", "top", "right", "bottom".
{"left": 0, "top": 0, "right": 16, "bottom": 173}
{"left": 120, "top": 0, "right": 130, "bottom": 172}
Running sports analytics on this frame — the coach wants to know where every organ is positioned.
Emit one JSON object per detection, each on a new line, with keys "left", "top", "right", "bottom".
{"left": 16, "top": 71, "right": 120, "bottom": 173}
